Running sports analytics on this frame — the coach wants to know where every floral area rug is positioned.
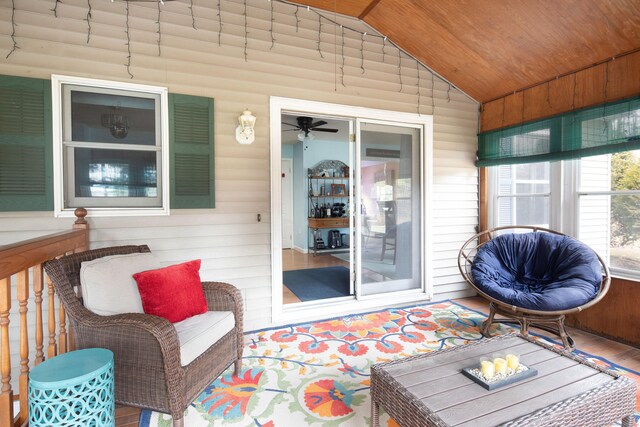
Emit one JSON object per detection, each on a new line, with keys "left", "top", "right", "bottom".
{"left": 140, "top": 301, "right": 640, "bottom": 426}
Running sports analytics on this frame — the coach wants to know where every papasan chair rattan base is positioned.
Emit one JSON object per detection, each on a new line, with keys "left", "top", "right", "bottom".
{"left": 458, "top": 226, "right": 610, "bottom": 350}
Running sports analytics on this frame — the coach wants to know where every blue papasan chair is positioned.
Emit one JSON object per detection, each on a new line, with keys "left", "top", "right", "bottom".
{"left": 458, "top": 226, "right": 610, "bottom": 349}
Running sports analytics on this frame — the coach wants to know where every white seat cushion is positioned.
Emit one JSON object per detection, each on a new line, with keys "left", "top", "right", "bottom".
{"left": 80, "top": 253, "right": 161, "bottom": 316}
{"left": 173, "top": 311, "right": 235, "bottom": 366}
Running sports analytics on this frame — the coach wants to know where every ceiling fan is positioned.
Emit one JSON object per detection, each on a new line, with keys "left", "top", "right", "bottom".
{"left": 282, "top": 116, "right": 339, "bottom": 141}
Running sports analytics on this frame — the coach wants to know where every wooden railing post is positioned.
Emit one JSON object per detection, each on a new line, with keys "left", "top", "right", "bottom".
{"left": 17, "top": 270, "right": 29, "bottom": 426}
{"left": 0, "top": 278, "right": 13, "bottom": 427}
{"left": 46, "top": 275, "right": 57, "bottom": 359}
{"left": 68, "top": 207, "right": 89, "bottom": 353}
{"left": 33, "top": 264, "right": 45, "bottom": 366}
{"left": 58, "top": 304, "right": 67, "bottom": 355}
{"left": 73, "top": 207, "right": 89, "bottom": 252}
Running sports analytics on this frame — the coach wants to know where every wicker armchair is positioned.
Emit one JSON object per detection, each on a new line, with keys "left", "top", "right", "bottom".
{"left": 44, "top": 245, "right": 244, "bottom": 427}
{"left": 458, "top": 226, "right": 610, "bottom": 350}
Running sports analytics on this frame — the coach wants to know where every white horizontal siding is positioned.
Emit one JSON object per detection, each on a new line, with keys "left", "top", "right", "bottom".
{"left": 0, "top": 0, "right": 479, "bottom": 366}
{"left": 579, "top": 156, "right": 610, "bottom": 260}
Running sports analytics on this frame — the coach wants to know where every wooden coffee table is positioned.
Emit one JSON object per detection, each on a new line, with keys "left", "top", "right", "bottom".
{"left": 371, "top": 333, "right": 636, "bottom": 427}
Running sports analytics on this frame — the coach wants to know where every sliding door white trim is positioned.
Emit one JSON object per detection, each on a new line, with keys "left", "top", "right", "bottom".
{"left": 270, "top": 96, "right": 433, "bottom": 324}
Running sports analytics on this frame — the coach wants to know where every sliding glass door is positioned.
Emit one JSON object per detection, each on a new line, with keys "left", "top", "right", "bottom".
{"left": 355, "top": 120, "right": 423, "bottom": 296}
{"left": 271, "top": 96, "right": 433, "bottom": 323}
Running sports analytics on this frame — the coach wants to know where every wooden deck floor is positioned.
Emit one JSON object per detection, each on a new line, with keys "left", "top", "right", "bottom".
{"left": 116, "top": 294, "right": 640, "bottom": 426}
{"left": 115, "top": 405, "right": 142, "bottom": 427}
{"left": 457, "top": 297, "right": 640, "bottom": 373}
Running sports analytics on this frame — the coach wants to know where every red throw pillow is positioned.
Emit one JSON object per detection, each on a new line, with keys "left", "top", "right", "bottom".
{"left": 133, "top": 259, "right": 207, "bottom": 323}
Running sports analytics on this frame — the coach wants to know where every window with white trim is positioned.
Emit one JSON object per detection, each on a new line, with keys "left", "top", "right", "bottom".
{"left": 53, "top": 76, "right": 169, "bottom": 216}
{"left": 495, "top": 162, "right": 551, "bottom": 228}
{"left": 489, "top": 150, "right": 640, "bottom": 279}
{"left": 578, "top": 150, "right": 640, "bottom": 276}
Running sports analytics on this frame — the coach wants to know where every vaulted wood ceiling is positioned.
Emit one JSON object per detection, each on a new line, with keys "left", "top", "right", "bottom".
{"left": 296, "top": 0, "right": 640, "bottom": 103}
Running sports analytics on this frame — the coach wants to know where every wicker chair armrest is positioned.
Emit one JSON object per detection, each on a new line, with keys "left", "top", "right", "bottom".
{"left": 77, "top": 312, "right": 181, "bottom": 359}
{"left": 78, "top": 311, "right": 176, "bottom": 340}
{"left": 202, "top": 281, "right": 244, "bottom": 340}
{"left": 202, "top": 281, "right": 242, "bottom": 312}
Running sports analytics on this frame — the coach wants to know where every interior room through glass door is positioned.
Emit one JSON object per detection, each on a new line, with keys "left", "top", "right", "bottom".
{"left": 356, "top": 121, "right": 422, "bottom": 296}
{"left": 281, "top": 113, "right": 354, "bottom": 305}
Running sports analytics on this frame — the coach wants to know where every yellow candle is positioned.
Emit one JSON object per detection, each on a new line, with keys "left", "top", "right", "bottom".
{"left": 494, "top": 357, "right": 507, "bottom": 375}
{"left": 480, "top": 360, "right": 495, "bottom": 380}
{"left": 506, "top": 354, "right": 519, "bottom": 370}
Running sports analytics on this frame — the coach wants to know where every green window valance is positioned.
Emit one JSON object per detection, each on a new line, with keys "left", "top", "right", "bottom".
{"left": 477, "top": 97, "right": 640, "bottom": 167}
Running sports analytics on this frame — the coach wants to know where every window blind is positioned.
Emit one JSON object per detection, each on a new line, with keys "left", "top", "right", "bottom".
{"left": 478, "top": 98, "right": 640, "bottom": 167}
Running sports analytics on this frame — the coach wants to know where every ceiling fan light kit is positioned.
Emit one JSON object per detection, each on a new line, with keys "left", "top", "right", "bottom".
{"left": 283, "top": 116, "right": 339, "bottom": 142}
{"left": 298, "top": 131, "right": 314, "bottom": 142}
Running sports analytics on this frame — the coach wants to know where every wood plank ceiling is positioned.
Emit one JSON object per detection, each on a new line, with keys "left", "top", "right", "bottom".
{"left": 296, "top": 0, "right": 640, "bottom": 103}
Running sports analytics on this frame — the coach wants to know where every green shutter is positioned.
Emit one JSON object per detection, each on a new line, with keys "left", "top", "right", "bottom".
{"left": 169, "top": 94, "right": 215, "bottom": 209}
{"left": 0, "top": 75, "right": 53, "bottom": 211}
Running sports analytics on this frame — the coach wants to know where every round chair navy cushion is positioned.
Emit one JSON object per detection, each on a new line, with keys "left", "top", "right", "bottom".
{"left": 470, "top": 232, "right": 602, "bottom": 311}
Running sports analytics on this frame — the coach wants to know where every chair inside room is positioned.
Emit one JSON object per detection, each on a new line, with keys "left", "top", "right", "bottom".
{"left": 458, "top": 226, "right": 610, "bottom": 349}
{"left": 362, "top": 201, "right": 397, "bottom": 264}
{"left": 378, "top": 201, "right": 397, "bottom": 264}
{"left": 44, "top": 245, "right": 244, "bottom": 427}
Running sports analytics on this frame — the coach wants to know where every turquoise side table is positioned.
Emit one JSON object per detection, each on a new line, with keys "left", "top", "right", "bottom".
{"left": 29, "top": 348, "right": 115, "bottom": 427}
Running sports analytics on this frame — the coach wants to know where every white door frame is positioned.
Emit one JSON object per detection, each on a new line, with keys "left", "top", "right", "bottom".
{"left": 281, "top": 158, "right": 294, "bottom": 249}
{"left": 270, "top": 96, "right": 434, "bottom": 325}
{"left": 354, "top": 118, "right": 426, "bottom": 297}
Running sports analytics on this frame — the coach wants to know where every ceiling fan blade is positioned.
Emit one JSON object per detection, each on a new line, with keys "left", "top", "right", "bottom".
{"left": 312, "top": 128, "right": 339, "bottom": 133}
{"left": 309, "top": 120, "right": 328, "bottom": 128}
{"left": 283, "top": 129, "right": 300, "bottom": 132}
{"left": 281, "top": 122, "right": 299, "bottom": 128}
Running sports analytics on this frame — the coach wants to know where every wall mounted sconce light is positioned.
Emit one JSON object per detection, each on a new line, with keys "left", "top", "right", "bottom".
{"left": 235, "top": 109, "right": 256, "bottom": 145}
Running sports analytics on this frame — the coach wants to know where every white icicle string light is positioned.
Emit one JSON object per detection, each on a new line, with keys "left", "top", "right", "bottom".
{"left": 19, "top": 0, "right": 457, "bottom": 116}
{"left": 217, "top": 0, "right": 222, "bottom": 46}
{"left": 602, "top": 61, "right": 610, "bottom": 134}
{"left": 86, "top": 0, "right": 92, "bottom": 43}
{"left": 156, "top": 1, "right": 162, "bottom": 56}
{"left": 317, "top": 14, "right": 324, "bottom": 59}
{"left": 431, "top": 70, "right": 435, "bottom": 115}
{"left": 360, "top": 32, "right": 365, "bottom": 74}
{"left": 340, "top": 25, "right": 346, "bottom": 87}
{"left": 398, "top": 49, "right": 403, "bottom": 92}
{"left": 382, "top": 36, "right": 386, "bottom": 63}
{"left": 416, "top": 59, "right": 421, "bottom": 115}
{"left": 6, "top": 0, "right": 18, "bottom": 59}
{"left": 52, "top": 0, "right": 62, "bottom": 17}
{"left": 125, "top": 0, "right": 133, "bottom": 79}
{"left": 189, "top": 0, "right": 196, "bottom": 30}
{"left": 243, "top": 0, "right": 248, "bottom": 61}
{"left": 269, "top": 0, "right": 276, "bottom": 49}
